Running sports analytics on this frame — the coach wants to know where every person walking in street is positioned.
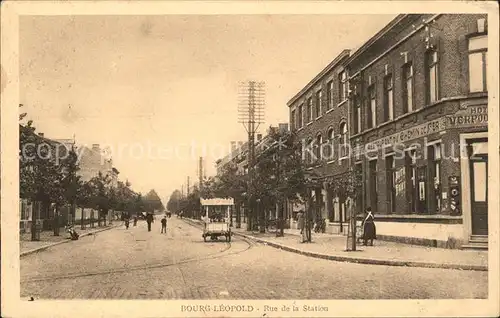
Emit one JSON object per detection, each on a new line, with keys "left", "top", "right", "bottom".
{"left": 362, "top": 207, "right": 376, "bottom": 246}
{"left": 133, "top": 215, "right": 138, "bottom": 226}
{"left": 146, "top": 213, "right": 154, "bottom": 232}
{"left": 161, "top": 215, "right": 167, "bottom": 234}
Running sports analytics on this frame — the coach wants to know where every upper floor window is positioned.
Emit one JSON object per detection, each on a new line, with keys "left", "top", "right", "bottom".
{"left": 339, "top": 122, "right": 348, "bottom": 158}
{"left": 383, "top": 75, "right": 394, "bottom": 121}
{"left": 426, "top": 50, "right": 439, "bottom": 104}
{"left": 315, "top": 90, "right": 322, "bottom": 118}
{"left": 326, "top": 128, "right": 334, "bottom": 160}
{"left": 368, "top": 84, "right": 376, "bottom": 129}
{"left": 315, "top": 134, "right": 323, "bottom": 161}
{"left": 291, "top": 109, "right": 296, "bottom": 130}
{"left": 468, "top": 35, "right": 487, "bottom": 93}
{"left": 402, "top": 63, "right": 414, "bottom": 113}
{"left": 339, "top": 71, "right": 347, "bottom": 103}
{"left": 307, "top": 97, "right": 313, "bottom": 122}
{"left": 298, "top": 104, "right": 303, "bottom": 128}
{"left": 353, "top": 93, "right": 361, "bottom": 134}
{"left": 327, "top": 80, "right": 334, "bottom": 110}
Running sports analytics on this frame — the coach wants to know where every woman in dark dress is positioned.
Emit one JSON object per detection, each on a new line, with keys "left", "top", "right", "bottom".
{"left": 362, "top": 207, "right": 376, "bottom": 246}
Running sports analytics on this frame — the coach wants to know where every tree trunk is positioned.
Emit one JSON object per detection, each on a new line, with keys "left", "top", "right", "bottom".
{"left": 53, "top": 207, "right": 60, "bottom": 236}
{"left": 81, "top": 207, "right": 85, "bottom": 230}
{"left": 235, "top": 203, "right": 241, "bottom": 229}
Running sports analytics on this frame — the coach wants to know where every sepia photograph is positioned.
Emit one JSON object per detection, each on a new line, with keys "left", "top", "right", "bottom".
{"left": 1, "top": 1, "right": 499, "bottom": 317}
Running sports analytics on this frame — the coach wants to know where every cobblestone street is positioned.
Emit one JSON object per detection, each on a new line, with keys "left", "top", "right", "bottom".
{"left": 20, "top": 217, "right": 488, "bottom": 300}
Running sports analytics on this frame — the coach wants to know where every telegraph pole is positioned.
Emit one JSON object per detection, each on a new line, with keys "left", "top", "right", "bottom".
{"left": 187, "top": 176, "right": 190, "bottom": 196}
{"left": 238, "top": 80, "right": 265, "bottom": 232}
{"left": 198, "top": 157, "right": 203, "bottom": 220}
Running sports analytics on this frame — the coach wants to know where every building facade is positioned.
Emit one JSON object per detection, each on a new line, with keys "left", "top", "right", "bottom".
{"left": 288, "top": 49, "right": 352, "bottom": 234}
{"left": 287, "top": 14, "right": 489, "bottom": 248}
{"left": 346, "top": 14, "right": 489, "bottom": 248}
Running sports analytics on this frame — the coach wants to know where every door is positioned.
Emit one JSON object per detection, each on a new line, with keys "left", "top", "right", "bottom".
{"left": 470, "top": 154, "right": 488, "bottom": 235}
{"left": 416, "top": 166, "right": 427, "bottom": 214}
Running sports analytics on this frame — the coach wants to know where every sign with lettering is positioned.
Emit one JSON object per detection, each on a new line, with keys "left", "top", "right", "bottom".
{"left": 365, "top": 118, "right": 446, "bottom": 151}
{"left": 446, "top": 104, "right": 487, "bottom": 128}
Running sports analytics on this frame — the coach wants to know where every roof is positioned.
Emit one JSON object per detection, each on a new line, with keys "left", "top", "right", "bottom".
{"left": 287, "top": 49, "right": 351, "bottom": 107}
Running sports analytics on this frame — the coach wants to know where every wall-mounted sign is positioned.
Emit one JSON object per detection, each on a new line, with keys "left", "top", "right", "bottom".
{"left": 365, "top": 118, "right": 446, "bottom": 151}
{"left": 446, "top": 104, "right": 487, "bottom": 128}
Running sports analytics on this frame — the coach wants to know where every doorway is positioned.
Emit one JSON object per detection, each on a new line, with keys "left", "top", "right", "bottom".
{"left": 468, "top": 140, "right": 488, "bottom": 235}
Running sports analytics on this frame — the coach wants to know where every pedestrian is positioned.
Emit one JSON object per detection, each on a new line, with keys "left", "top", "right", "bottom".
{"left": 161, "top": 215, "right": 167, "bottom": 234}
{"left": 362, "top": 207, "right": 376, "bottom": 246}
{"left": 297, "top": 210, "right": 305, "bottom": 235}
{"left": 146, "top": 213, "right": 154, "bottom": 232}
{"left": 133, "top": 215, "right": 138, "bottom": 226}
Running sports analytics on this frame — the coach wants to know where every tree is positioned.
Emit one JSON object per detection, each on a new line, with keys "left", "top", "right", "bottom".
{"left": 167, "top": 190, "right": 182, "bottom": 214}
{"left": 87, "top": 171, "right": 114, "bottom": 226}
{"left": 143, "top": 189, "right": 165, "bottom": 213}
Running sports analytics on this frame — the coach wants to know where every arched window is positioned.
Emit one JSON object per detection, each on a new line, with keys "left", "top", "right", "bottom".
{"left": 315, "top": 134, "right": 323, "bottom": 161}
{"left": 340, "top": 122, "right": 348, "bottom": 158}
{"left": 326, "top": 128, "right": 334, "bottom": 160}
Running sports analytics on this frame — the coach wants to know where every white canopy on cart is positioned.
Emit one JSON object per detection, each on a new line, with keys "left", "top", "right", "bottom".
{"left": 200, "top": 198, "right": 234, "bottom": 206}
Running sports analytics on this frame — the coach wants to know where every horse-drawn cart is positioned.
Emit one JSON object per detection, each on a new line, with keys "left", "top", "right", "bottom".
{"left": 201, "top": 198, "right": 233, "bottom": 242}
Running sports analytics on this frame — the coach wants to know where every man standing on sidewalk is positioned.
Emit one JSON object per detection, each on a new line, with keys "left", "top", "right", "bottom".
{"left": 161, "top": 215, "right": 167, "bottom": 234}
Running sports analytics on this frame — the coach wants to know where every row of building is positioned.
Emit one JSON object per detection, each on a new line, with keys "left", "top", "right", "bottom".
{"left": 19, "top": 129, "right": 121, "bottom": 233}
{"left": 217, "top": 14, "right": 490, "bottom": 249}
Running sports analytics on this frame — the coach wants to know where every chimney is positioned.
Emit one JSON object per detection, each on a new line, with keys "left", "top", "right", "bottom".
{"left": 257, "top": 134, "right": 263, "bottom": 142}
{"left": 38, "top": 133, "right": 44, "bottom": 137}
{"left": 92, "top": 144, "right": 100, "bottom": 152}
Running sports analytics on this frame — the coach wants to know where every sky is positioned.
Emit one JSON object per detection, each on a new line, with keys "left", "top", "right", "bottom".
{"left": 19, "top": 14, "right": 395, "bottom": 203}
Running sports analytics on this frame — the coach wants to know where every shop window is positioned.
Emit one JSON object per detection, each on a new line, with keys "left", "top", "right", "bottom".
{"left": 402, "top": 63, "right": 414, "bottom": 113}
{"left": 428, "top": 143, "right": 442, "bottom": 214}
{"left": 385, "top": 155, "right": 396, "bottom": 213}
{"left": 468, "top": 35, "right": 487, "bottom": 93}
{"left": 425, "top": 50, "right": 439, "bottom": 104}
{"left": 369, "top": 159, "right": 378, "bottom": 212}
{"left": 405, "top": 150, "right": 417, "bottom": 213}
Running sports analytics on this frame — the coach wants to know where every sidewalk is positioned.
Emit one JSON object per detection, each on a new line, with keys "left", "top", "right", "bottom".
{"left": 20, "top": 222, "right": 122, "bottom": 257}
{"left": 183, "top": 218, "right": 487, "bottom": 271}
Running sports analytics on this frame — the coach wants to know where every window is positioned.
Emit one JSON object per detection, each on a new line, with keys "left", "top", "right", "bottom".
{"left": 327, "top": 80, "right": 334, "bottom": 110}
{"left": 405, "top": 150, "right": 417, "bottom": 213}
{"left": 315, "top": 90, "right": 322, "bottom": 117}
{"left": 402, "top": 63, "right": 414, "bottom": 113}
{"left": 428, "top": 143, "right": 442, "bottom": 214}
{"left": 315, "top": 134, "right": 322, "bottom": 161}
{"left": 326, "top": 128, "right": 334, "bottom": 160}
{"left": 339, "top": 122, "right": 348, "bottom": 158}
{"left": 298, "top": 104, "right": 303, "bottom": 128}
{"left": 353, "top": 94, "right": 361, "bottom": 134}
{"left": 307, "top": 97, "right": 313, "bottom": 122}
{"left": 383, "top": 75, "right": 394, "bottom": 121}
{"left": 468, "top": 35, "right": 487, "bottom": 93}
{"left": 307, "top": 138, "right": 314, "bottom": 164}
{"left": 339, "top": 71, "right": 347, "bottom": 103}
{"left": 426, "top": 50, "right": 439, "bottom": 104}
{"left": 291, "top": 109, "right": 296, "bottom": 130}
{"left": 385, "top": 155, "right": 395, "bottom": 213}
{"left": 369, "top": 159, "right": 378, "bottom": 212}
{"left": 368, "top": 85, "right": 376, "bottom": 129}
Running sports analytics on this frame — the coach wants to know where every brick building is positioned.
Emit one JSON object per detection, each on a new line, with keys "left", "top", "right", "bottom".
{"left": 287, "top": 14, "right": 489, "bottom": 248}
{"left": 287, "top": 49, "right": 352, "bottom": 234}
{"left": 345, "top": 14, "right": 489, "bottom": 249}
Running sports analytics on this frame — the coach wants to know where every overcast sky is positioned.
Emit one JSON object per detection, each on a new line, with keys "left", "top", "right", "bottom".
{"left": 20, "top": 14, "right": 395, "bottom": 203}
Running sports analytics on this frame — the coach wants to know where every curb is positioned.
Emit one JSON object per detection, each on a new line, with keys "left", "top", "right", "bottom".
{"left": 232, "top": 231, "right": 488, "bottom": 272}
{"left": 20, "top": 224, "right": 121, "bottom": 258}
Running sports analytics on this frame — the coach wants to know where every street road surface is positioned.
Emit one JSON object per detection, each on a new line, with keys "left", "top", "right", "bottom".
{"left": 21, "top": 217, "right": 487, "bottom": 299}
